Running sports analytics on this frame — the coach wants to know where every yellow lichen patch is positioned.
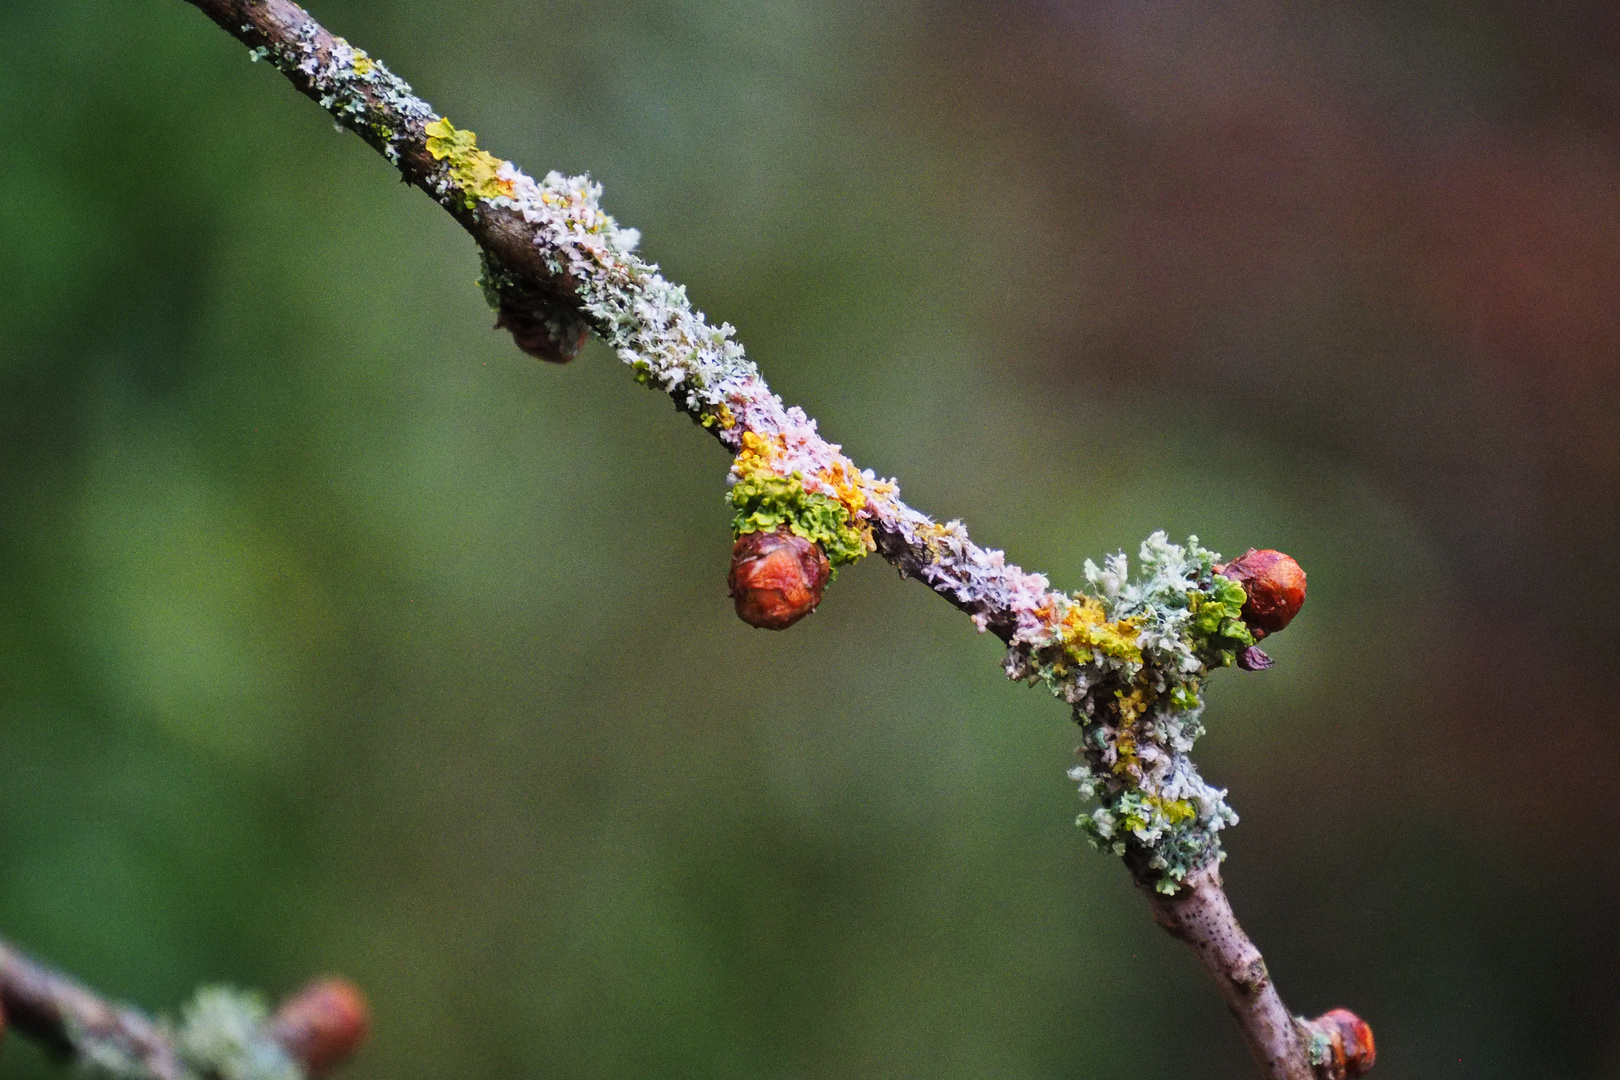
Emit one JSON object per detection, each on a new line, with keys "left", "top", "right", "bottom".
{"left": 1112, "top": 728, "right": 1139, "bottom": 776}
{"left": 1147, "top": 796, "right": 1197, "bottom": 824}
{"left": 351, "top": 51, "right": 374, "bottom": 76}
{"left": 1115, "top": 686, "right": 1150, "bottom": 725}
{"left": 424, "top": 118, "right": 516, "bottom": 206}
{"left": 734, "top": 429, "right": 787, "bottom": 477}
{"left": 1110, "top": 686, "right": 1151, "bottom": 776}
{"left": 913, "top": 520, "right": 957, "bottom": 561}
{"left": 1059, "top": 596, "right": 1143, "bottom": 664}
{"left": 699, "top": 402, "right": 737, "bottom": 430}
{"left": 865, "top": 476, "right": 898, "bottom": 498}
{"left": 538, "top": 184, "right": 612, "bottom": 234}
{"left": 816, "top": 457, "right": 869, "bottom": 516}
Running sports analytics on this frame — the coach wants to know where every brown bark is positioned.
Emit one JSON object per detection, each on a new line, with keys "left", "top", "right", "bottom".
{"left": 1142, "top": 866, "right": 1316, "bottom": 1080}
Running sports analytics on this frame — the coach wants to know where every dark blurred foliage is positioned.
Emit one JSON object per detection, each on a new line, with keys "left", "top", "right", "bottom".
{"left": 0, "top": 1, "right": 1616, "bottom": 1077}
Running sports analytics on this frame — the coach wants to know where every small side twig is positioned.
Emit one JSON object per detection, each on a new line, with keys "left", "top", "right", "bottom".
{"left": 0, "top": 935, "right": 368, "bottom": 1080}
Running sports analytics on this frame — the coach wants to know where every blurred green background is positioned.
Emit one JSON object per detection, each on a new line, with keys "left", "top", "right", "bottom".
{"left": 2, "top": 1, "right": 1618, "bottom": 1077}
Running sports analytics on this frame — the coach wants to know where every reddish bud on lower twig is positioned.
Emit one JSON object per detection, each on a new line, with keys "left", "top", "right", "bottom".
{"left": 268, "top": 978, "right": 370, "bottom": 1077}
{"left": 1217, "top": 548, "right": 1307, "bottom": 639}
{"left": 1304, "top": 1008, "right": 1375, "bottom": 1079}
{"left": 728, "top": 528, "right": 830, "bottom": 630}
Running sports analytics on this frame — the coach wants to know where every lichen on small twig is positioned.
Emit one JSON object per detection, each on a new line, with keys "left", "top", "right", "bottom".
{"left": 0, "top": 936, "right": 368, "bottom": 1080}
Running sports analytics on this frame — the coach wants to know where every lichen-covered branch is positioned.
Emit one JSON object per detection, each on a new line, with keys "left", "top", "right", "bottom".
{"left": 0, "top": 935, "right": 368, "bottom": 1079}
{"left": 170, "top": 3, "right": 1372, "bottom": 1077}
{"left": 180, "top": 0, "right": 1241, "bottom": 896}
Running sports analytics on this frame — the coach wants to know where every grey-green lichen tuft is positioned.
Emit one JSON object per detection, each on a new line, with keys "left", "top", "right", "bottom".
{"left": 1005, "top": 533, "right": 1254, "bottom": 893}
{"left": 247, "top": 24, "right": 430, "bottom": 167}
{"left": 175, "top": 987, "right": 303, "bottom": 1080}
{"left": 66, "top": 986, "right": 303, "bottom": 1080}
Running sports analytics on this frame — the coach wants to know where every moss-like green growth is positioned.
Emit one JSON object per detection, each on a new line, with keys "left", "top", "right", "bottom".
{"left": 425, "top": 118, "right": 514, "bottom": 208}
{"left": 730, "top": 468, "right": 869, "bottom": 570}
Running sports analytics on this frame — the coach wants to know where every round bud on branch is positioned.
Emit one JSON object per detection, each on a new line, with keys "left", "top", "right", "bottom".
{"left": 729, "top": 528, "right": 830, "bottom": 630}
{"left": 494, "top": 306, "right": 589, "bottom": 363}
{"left": 268, "top": 978, "right": 370, "bottom": 1077}
{"left": 1217, "top": 548, "right": 1307, "bottom": 639}
{"left": 1303, "top": 1008, "right": 1375, "bottom": 1079}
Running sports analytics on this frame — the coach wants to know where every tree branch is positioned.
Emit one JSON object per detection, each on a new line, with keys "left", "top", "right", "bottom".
{"left": 161, "top": 3, "right": 1374, "bottom": 1077}
{"left": 0, "top": 935, "right": 368, "bottom": 1080}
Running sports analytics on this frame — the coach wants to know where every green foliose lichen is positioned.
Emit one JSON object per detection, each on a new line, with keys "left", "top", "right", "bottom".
{"left": 1186, "top": 574, "right": 1255, "bottom": 666}
{"left": 730, "top": 469, "right": 868, "bottom": 569}
{"left": 1306, "top": 1027, "right": 1335, "bottom": 1067}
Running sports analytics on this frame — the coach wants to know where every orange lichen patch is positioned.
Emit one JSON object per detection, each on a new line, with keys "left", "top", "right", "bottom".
{"left": 806, "top": 458, "right": 876, "bottom": 557}
{"left": 815, "top": 457, "right": 868, "bottom": 516}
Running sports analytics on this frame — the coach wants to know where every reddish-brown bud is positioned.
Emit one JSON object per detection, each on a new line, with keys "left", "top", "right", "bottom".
{"left": 269, "top": 978, "right": 370, "bottom": 1077}
{"left": 728, "top": 528, "right": 830, "bottom": 630}
{"left": 493, "top": 306, "right": 588, "bottom": 363}
{"left": 1305, "top": 1008, "right": 1375, "bottom": 1079}
{"left": 1217, "top": 548, "right": 1307, "bottom": 639}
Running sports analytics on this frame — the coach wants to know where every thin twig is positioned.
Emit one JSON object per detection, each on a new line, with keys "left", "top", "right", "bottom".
{"left": 1142, "top": 866, "right": 1315, "bottom": 1079}
{"left": 167, "top": 3, "right": 1369, "bottom": 1076}
{"left": 0, "top": 937, "right": 187, "bottom": 1079}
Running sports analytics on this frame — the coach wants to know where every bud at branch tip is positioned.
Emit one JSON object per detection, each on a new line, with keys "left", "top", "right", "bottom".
{"left": 269, "top": 977, "right": 370, "bottom": 1078}
{"left": 1302, "top": 1008, "right": 1375, "bottom": 1079}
